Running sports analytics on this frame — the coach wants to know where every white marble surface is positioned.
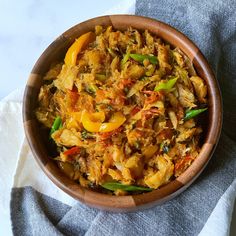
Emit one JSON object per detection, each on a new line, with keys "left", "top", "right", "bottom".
{"left": 0, "top": 0, "right": 135, "bottom": 99}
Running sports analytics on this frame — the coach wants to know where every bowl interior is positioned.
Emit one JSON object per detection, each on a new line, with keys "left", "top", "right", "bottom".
{"left": 23, "top": 15, "right": 222, "bottom": 212}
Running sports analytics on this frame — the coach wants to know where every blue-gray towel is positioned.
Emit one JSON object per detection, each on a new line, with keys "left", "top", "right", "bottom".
{"left": 10, "top": 0, "right": 236, "bottom": 235}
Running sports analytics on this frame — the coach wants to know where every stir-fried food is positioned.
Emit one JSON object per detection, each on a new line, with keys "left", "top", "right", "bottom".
{"left": 35, "top": 26, "right": 208, "bottom": 195}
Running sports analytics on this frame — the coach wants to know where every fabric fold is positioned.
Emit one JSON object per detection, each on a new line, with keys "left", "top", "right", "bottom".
{"left": 11, "top": 187, "right": 71, "bottom": 236}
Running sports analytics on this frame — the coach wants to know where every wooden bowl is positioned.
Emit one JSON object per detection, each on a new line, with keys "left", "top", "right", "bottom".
{"left": 23, "top": 15, "right": 222, "bottom": 212}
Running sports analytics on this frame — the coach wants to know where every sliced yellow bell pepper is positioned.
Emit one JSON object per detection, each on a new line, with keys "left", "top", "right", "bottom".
{"left": 99, "top": 112, "right": 126, "bottom": 132}
{"left": 81, "top": 111, "right": 105, "bottom": 132}
{"left": 81, "top": 111, "right": 126, "bottom": 133}
{"left": 87, "top": 111, "right": 105, "bottom": 122}
{"left": 64, "top": 31, "right": 95, "bottom": 66}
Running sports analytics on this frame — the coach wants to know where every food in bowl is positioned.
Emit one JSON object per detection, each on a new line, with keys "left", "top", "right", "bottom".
{"left": 35, "top": 26, "right": 208, "bottom": 195}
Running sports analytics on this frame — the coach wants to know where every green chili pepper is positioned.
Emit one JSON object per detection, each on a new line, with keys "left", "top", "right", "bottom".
{"left": 184, "top": 108, "right": 207, "bottom": 121}
{"left": 121, "top": 52, "right": 130, "bottom": 66}
{"left": 154, "top": 77, "right": 178, "bottom": 92}
{"left": 50, "top": 116, "right": 62, "bottom": 136}
{"left": 101, "top": 182, "right": 153, "bottom": 192}
{"left": 130, "top": 54, "right": 158, "bottom": 65}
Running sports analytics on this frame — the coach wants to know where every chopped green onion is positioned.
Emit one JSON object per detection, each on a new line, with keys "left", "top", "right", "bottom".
{"left": 154, "top": 77, "right": 178, "bottom": 92}
{"left": 101, "top": 182, "right": 153, "bottom": 192}
{"left": 130, "top": 54, "right": 158, "bottom": 65}
{"left": 50, "top": 116, "right": 62, "bottom": 136}
{"left": 121, "top": 52, "right": 130, "bottom": 65}
{"left": 184, "top": 108, "right": 207, "bottom": 121}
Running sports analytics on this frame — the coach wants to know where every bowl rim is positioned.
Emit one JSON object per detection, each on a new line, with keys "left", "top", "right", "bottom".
{"left": 23, "top": 14, "right": 222, "bottom": 212}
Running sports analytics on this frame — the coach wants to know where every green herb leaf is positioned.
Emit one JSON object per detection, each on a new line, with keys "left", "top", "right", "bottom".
{"left": 101, "top": 182, "right": 153, "bottom": 192}
{"left": 184, "top": 108, "right": 207, "bottom": 121}
{"left": 154, "top": 77, "right": 178, "bottom": 92}
{"left": 130, "top": 54, "right": 158, "bottom": 65}
{"left": 50, "top": 116, "right": 62, "bottom": 136}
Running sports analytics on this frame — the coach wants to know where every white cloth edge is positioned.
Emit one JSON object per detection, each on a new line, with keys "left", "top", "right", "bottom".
{"left": 12, "top": 138, "right": 77, "bottom": 207}
{"left": 199, "top": 179, "right": 236, "bottom": 236}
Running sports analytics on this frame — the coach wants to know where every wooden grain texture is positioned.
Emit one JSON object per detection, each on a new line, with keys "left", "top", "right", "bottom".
{"left": 23, "top": 15, "right": 222, "bottom": 212}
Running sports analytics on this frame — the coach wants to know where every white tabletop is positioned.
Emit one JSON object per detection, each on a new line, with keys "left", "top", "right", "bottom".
{"left": 0, "top": 0, "right": 135, "bottom": 99}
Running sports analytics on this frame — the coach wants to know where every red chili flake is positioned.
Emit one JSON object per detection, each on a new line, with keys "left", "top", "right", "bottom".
{"left": 63, "top": 146, "right": 80, "bottom": 156}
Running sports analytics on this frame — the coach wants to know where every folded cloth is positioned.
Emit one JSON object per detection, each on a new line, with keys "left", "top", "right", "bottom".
{"left": 9, "top": 0, "right": 236, "bottom": 235}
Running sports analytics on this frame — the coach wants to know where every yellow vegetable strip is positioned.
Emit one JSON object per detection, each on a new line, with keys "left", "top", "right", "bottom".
{"left": 99, "top": 112, "right": 126, "bottom": 132}
{"left": 64, "top": 32, "right": 95, "bottom": 66}
{"left": 81, "top": 111, "right": 126, "bottom": 133}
